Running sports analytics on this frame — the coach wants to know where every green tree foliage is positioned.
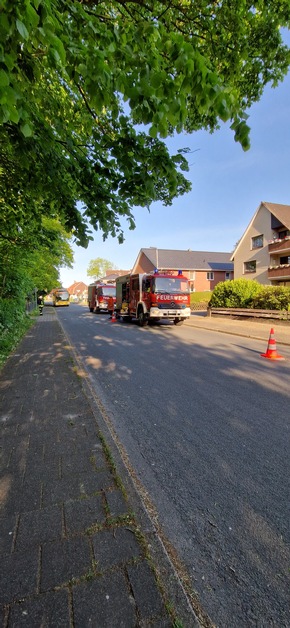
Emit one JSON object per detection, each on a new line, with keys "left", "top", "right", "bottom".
{"left": 209, "top": 279, "right": 261, "bottom": 307}
{"left": 0, "top": 217, "right": 73, "bottom": 365}
{"left": 0, "top": 217, "right": 73, "bottom": 299}
{"left": 87, "top": 258, "right": 117, "bottom": 281}
{"left": 1, "top": 0, "right": 290, "bottom": 247}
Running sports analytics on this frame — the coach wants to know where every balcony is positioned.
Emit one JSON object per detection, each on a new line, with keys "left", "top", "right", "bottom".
{"left": 268, "top": 237, "right": 290, "bottom": 254}
{"left": 268, "top": 264, "right": 290, "bottom": 280}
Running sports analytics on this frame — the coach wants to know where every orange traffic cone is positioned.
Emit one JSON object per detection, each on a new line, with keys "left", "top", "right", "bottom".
{"left": 110, "top": 310, "right": 117, "bottom": 322}
{"left": 261, "top": 328, "right": 285, "bottom": 360}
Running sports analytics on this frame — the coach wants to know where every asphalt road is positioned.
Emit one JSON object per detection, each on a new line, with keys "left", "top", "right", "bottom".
{"left": 55, "top": 304, "right": 290, "bottom": 627}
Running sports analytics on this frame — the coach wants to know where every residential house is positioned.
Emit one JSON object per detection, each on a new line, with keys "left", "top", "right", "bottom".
{"left": 67, "top": 281, "right": 88, "bottom": 301}
{"left": 100, "top": 270, "right": 131, "bottom": 282}
{"left": 132, "top": 248, "right": 233, "bottom": 292}
{"left": 231, "top": 202, "right": 290, "bottom": 286}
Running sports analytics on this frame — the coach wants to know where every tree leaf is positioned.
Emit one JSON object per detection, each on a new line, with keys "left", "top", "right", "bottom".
{"left": 20, "top": 122, "right": 33, "bottom": 137}
{"left": 0, "top": 70, "right": 9, "bottom": 87}
{"left": 16, "top": 20, "right": 29, "bottom": 41}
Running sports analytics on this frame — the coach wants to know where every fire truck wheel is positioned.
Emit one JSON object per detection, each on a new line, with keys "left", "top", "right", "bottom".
{"left": 138, "top": 309, "right": 148, "bottom": 327}
{"left": 174, "top": 318, "right": 184, "bottom": 326}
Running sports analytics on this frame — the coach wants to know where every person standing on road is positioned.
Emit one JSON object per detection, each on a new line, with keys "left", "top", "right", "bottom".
{"left": 107, "top": 296, "right": 114, "bottom": 318}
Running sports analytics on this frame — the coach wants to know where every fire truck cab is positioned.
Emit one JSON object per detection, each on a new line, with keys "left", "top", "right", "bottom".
{"left": 95, "top": 283, "right": 116, "bottom": 313}
{"left": 88, "top": 282, "right": 116, "bottom": 313}
{"left": 116, "top": 270, "right": 191, "bottom": 326}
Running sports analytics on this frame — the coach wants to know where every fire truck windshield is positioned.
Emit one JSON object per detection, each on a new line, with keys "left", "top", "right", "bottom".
{"left": 153, "top": 277, "right": 189, "bottom": 294}
{"left": 102, "top": 286, "right": 116, "bottom": 296}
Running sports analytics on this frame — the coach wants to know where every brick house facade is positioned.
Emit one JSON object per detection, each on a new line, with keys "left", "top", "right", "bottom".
{"left": 132, "top": 248, "right": 233, "bottom": 292}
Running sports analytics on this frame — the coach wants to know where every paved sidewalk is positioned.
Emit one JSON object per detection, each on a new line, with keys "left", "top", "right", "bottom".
{"left": 186, "top": 312, "right": 290, "bottom": 346}
{"left": 0, "top": 312, "right": 199, "bottom": 628}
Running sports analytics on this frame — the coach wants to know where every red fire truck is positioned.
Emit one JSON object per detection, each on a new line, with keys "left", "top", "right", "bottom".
{"left": 88, "top": 282, "right": 116, "bottom": 313}
{"left": 115, "top": 270, "right": 191, "bottom": 326}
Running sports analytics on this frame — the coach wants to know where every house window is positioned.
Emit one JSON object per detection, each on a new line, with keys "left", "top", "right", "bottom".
{"left": 244, "top": 260, "right": 256, "bottom": 273}
{"left": 278, "top": 230, "right": 290, "bottom": 239}
{"left": 280, "top": 256, "right": 290, "bottom": 265}
{"left": 252, "top": 235, "right": 263, "bottom": 249}
{"left": 207, "top": 272, "right": 214, "bottom": 281}
{"left": 225, "top": 272, "right": 231, "bottom": 280}
{"left": 188, "top": 271, "right": 195, "bottom": 280}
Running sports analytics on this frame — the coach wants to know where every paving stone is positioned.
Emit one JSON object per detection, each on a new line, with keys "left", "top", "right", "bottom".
{"left": 61, "top": 451, "right": 96, "bottom": 477}
{"left": 24, "top": 447, "right": 45, "bottom": 465}
{"left": 43, "top": 441, "right": 76, "bottom": 458}
{"left": 75, "top": 442, "right": 107, "bottom": 469}
{"left": 0, "top": 513, "right": 16, "bottom": 555}
{"left": 90, "top": 441, "right": 107, "bottom": 456}
{"left": 10, "top": 477, "right": 43, "bottom": 515}
{"left": 64, "top": 494, "right": 105, "bottom": 534}
{"left": 0, "top": 604, "right": 6, "bottom": 626}
{"left": 127, "top": 561, "right": 165, "bottom": 620}
{"left": 42, "top": 469, "right": 114, "bottom": 507}
{"left": 8, "top": 589, "right": 70, "bottom": 627}
{"left": 106, "top": 489, "right": 129, "bottom": 517}
{"left": 0, "top": 548, "right": 38, "bottom": 604}
{"left": 41, "top": 536, "right": 91, "bottom": 590}
{"left": 83, "top": 421, "right": 102, "bottom": 440}
{"left": 15, "top": 504, "right": 62, "bottom": 551}
{"left": 148, "top": 618, "right": 174, "bottom": 627}
{"left": 56, "top": 432, "right": 94, "bottom": 452}
{"left": 24, "top": 455, "right": 60, "bottom": 482}
{"left": 85, "top": 448, "right": 108, "bottom": 470}
{"left": 17, "top": 420, "right": 57, "bottom": 440}
{"left": 0, "top": 410, "right": 20, "bottom": 431}
{"left": 72, "top": 571, "right": 136, "bottom": 627}
{"left": 24, "top": 431, "right": 56, "bottom": 451}
{"left": 0, "top": 437, "right": 17, "bottom": 470}
{"left": 0, "top": 423, "right": 17, "bottom": 439}
{"left": 7, "top": 437, "right": 30, "bottom": 475}
{"left": 0, "top": 474, "right": 42, "bottom": 517}
{"left": 92, "top": 526, "right": 142, "bottom": 570}
{"left": 57, "top": 423, "right": 88, "bottom": 442}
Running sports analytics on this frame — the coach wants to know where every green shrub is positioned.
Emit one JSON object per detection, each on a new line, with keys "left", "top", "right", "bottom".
{"left": 251, "top": 286, "right": 290, "bottom": 310}
{"left": 0, "top": 297, "right": 35, "bottom": 369}
{"left": 209, "top": 280, "right": 290, "bottom": 310}
{"left": 209, "top": 279, "right": 261, "bottom": 308}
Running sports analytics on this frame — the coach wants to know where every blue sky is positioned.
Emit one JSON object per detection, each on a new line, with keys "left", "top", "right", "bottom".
{"left": 60, "top": 68, "right": 290, "bottom": 287}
